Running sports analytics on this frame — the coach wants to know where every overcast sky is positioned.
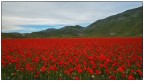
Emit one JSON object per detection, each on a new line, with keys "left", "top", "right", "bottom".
{"left": 2, "top": 2, "right": 142, "bottom": 33}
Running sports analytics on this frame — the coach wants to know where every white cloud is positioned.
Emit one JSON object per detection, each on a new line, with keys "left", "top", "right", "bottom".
{"left": 2, "top": 26, "right": 25, "bottom": 31}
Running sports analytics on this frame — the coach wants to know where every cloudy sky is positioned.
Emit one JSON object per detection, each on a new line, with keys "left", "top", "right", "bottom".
{"left": 2, "top": 2, "right": 142, "bottom": 33}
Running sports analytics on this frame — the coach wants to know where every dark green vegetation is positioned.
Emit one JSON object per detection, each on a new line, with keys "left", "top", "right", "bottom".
{"left": 2, "top": 33, "right": 26, "bottom": 38}
{"left": 83, "top": 6, "right": 143, "bottom": 37}
{"left": 29, "top": 25, "right": 84, "bottom": 38}
{"left": 2, "top": 6, "right": 143, "bottom": 38}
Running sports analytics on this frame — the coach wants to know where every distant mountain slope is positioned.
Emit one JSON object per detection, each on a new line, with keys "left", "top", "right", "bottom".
{"left": 2, "top": 6, "right": 143, "bottom": 38}
{"left": 82, "top": 6, "right": 143, "bottom": 36}
{"left": 2, "top": 33, "right": 24, "bottom": 38}
{"left": 28, "top": 25, "right": 84, "bottom": 38}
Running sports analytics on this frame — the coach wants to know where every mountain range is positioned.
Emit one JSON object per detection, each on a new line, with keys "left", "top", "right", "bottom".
{"left": 2, "top": 6, "right": 143, "bottom": 38}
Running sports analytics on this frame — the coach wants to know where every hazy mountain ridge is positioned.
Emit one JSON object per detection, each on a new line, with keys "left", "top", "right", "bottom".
{"left": 82, "top": 6, "right": 143, "bottom": 36}
{"left": 2, "top": 6, "right": 143, "bottom": 38}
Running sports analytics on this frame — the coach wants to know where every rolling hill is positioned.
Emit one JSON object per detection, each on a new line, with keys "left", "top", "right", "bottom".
{"left": 2, "top": 6, "right": 143, "bottom": 38}
{"left": 82, "top": 6, "right": 143, "bottom": 37}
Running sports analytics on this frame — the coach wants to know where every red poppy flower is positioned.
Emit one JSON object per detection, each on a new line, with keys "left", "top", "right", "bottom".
{"left": 32, "top": 57, "right": 40, "bottom": 63}
{"left": 128, "top": 75, "right": 135, "bottom": 80}
{"left": 40, "top": 66, "right": 47, "bottom": 72}
{"left": 87, "top": 67, "right": 94, "bottom": 75}
{"left": 25, "top": 63, "right": 35, "bottom": 72}
{"left": 121, "top": 73, "right": 126, "bottom": 79}
{"left": 77, "top": 68, "right": 83, "bottom": 74}
{"left": 131, "top": 69, "right": 135, "bottom": 74}
{"left": 2, "top": 38, "right": 142, "bottom": 80}
{"left": 136, "top": 70, "right": 142, "bottom": 76}
{"left": 109, "top": 75, "right": 116, "bottom": 80}
{"left": 75, "top": 76, "right": 80, "bottom": 80}
{"left": 118, "top": 67, "right": 124, "bottom": 73}
{"left": 95, "top": 69, "right": 101, "bottom": 75}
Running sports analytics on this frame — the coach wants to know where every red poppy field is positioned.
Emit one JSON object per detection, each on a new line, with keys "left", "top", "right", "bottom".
{"left": 1, "top": 37, "right": 143, "bottom": 80}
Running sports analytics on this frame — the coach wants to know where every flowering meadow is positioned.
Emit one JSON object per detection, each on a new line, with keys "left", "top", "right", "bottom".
{"left": 1, "top": 38, "right": 143, "bottom": 80}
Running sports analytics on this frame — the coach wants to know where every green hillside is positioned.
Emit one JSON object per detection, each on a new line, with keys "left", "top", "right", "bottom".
{"left": 2, "top": 33, "right": 24, "bottom": 38}
{"left": 27, "top": 25, "right": 84, "bottom": 38}
{"left": 82, "top": 6, "right": 143, "bottom": 37}
{"left": 2, "top": 6, "right": 143, "bottom": 38}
